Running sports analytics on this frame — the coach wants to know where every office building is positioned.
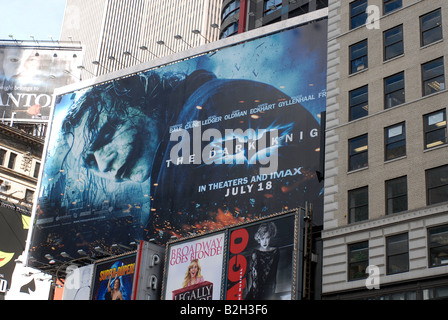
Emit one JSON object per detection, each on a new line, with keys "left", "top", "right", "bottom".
{"left": 60, "top": 0, "right": 222, "bottom": 78}
{"left": 322, "top": 0, "right": 448, "bottom": 299}
{"left": 219, "top": 0, "right": 328, "bottom": 38}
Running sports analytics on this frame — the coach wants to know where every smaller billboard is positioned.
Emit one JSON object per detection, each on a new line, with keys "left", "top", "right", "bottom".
{"left": 161, "top": 208, "right": 303, "bottom": 300}
{"left": 90, "top": 253, "right": 137, "bottom": 300}
{"left": 162, "top": 231, "right": 226, "bottom": 300}
{"left": 225, "top": 211, "right": 301, "bottom": 300}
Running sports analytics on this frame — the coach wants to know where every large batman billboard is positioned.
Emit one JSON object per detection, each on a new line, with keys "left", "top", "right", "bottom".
{"left": 28, "top": 18, "right": 327, "bottom": 265}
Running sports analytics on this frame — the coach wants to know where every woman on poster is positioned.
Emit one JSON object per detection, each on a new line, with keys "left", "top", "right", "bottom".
{"left": 182, "top": 259, "right": 205, "bottom": 288}
{"left": 106, "top": 276, "right": 123, "bottom": 300}
{"left": 245, "top": 222, "right": 280, "bottom": 300}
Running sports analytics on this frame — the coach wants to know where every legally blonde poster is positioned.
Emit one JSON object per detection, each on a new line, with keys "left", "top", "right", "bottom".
{"left": 163, "top": 232, "right": 225, "bottom": 300}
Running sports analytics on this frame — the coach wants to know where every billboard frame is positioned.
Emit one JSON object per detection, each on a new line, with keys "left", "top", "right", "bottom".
{"left": 161, "top": 207, "right": 305, "bottom": 300}
{"left": 24, "top": 8, "right": 328, "bottom": 270}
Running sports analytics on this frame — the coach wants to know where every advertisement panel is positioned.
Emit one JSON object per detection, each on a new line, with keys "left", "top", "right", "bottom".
{"left": 225, "top": 211, "right": 301, "bottom": 300}
{"left": 0, "top": 45, "right": 83, "bottom": 122}
{"left": 28, "top": 17, "right": 327, "bottom": 266}
{"left": 0, "top": 202, "right": 30, "bottom": 295}
{"left": 90, "top": 253, "right": 136, "bottom": 300}
{"left": 162, "top": 232, "right": 226, "bottom": 300}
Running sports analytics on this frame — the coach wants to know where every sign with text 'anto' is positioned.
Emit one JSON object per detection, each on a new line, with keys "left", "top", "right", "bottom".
{"left": 28, "top": 18, "right": 327, "bottom": 266}
{"left": 0, "top": 45, "right": 82, "bottom": 121}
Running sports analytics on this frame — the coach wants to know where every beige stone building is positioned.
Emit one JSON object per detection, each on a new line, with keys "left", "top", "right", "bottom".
{"left": 323, "top": 0, "right": 448, "bottom": 299}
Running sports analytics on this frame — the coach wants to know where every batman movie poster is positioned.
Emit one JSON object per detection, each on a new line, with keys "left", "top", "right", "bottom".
{"left": 225, "top": 213, "right": 298, "bottom": 300}
{"left": 163, "top": 232, "right": 225, "bottom": 300}
{"left": 91, "top": 254, "right": 136, "bottom": 300}
{"left": 29, "top": 19, "right": 327, "bottom": 265}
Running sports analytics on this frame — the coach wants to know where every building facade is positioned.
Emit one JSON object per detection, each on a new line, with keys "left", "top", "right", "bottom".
{"left": 323, "top": 0, "right": 448, "bottom": 299}
{"left": 60, "top": 0, "right": 222, "bottom": 78}
{"left": 219, "top": 0, "right": 328, "bottom": 38}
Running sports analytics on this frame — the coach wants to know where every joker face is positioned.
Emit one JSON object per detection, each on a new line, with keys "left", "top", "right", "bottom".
{"left": 66, "top": 87, "right": 160, "bottom": 183}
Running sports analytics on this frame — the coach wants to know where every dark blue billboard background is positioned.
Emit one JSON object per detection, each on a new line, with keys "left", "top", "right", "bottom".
{"left": 29, "top": 20, "right": 327, "bottom": 264}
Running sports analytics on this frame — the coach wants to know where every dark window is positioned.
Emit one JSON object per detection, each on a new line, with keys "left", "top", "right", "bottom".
{"left": 348, "top": 241, "right": 369, "bottom": 280}
{"left": 350, "top": 0, "right": 367, "bottom": 29}
{"left": 422, "top": 57, "right": 445, "bottom": 96}
{"left": 384, "top": 71, "right": 405, "bottom": 108}
{"left": 426, "top": 165, "right": 448, "bottom": 205}
{"left": 0, "top": 149, "right": 6, "bottom": 166}
{"left": 33, "top": 161, "right": 41, "bottom": 179}
{"left": 385, "top": 122, "right": 406, "bottom": 161}
{"left": 429, "top": 225, "right": 448, "bottom": 267}
{"left": 221, "top": 22, "right": 239, "bottom": 38}
{"left": 349, "top": 85, "right": 368, "bottom": 121}
{"left": 350, "top": 39, "right": 368, "bottom": 74}
{"left": 423, "top": 109, "right": 447, "bottom": 149}
{"left": 384, "top": 25, "right": 403, "bottom": 61}
{"left": 383, "top": 0, "right": 402, "bottom": 14}
{"left": 386, "top": 176, "right": 408, "bottom": 214}
{"left": 348, "top": 186, "right": 369, "bottom": 223}
{"left": 386, "top": 233, "right": 409, "bottom": 274}
{"left": 420, "top": 9, "right": 443, "bottom": 47}
{"left": 7, "top": 152, "right": 17, "bottom": 170}
{"left": 349, "top": 134, "right": 368, "bottom": 171}
{"left": 222, "top": 0, "right": 240, "bottom": 21}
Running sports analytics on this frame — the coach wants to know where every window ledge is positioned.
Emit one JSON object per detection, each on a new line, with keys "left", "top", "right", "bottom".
{"left": 421, "top": 39, "right": 444, "bottom": 50}
{"left": 383, "top": 54, "right": 404, "bottom": 64}
{"left": 348, "top": 166, "right": 369, "bottom": 175}
{"left": 423, "top": 143, "right": 448, "bottom": 153}
{"left": 385, "top": 155, "right": 407, "bottom": 164}
{"left": 348, "top": 68, "right": 368, "bottom": 78}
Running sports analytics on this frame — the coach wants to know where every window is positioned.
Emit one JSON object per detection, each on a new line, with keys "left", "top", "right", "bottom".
{"left": 422, "top": 57, "right": 445, "bottom": 96}
{"left": 426, "top": 165, "right": 448, "bottom": 205}
{"left": 423, "top": 109, "right": 447, "bottom": 149}
{"left": 7, "top": 152, "right": 17, "bottom": 170}
{"left": 420, "top": 9, "right": 443, "bottom": 47}
{"left": 33, "top": 161, "right": 41, "bottom": 179}
{"left": 428, "top": 224, "right": 448, "bottom": 267}
{"left": 0, "top": 149, "right": 6, "bottom": 166}
{"left": 383, "top": 0, "right": 402, "bottom": 14}
{"left": 263, "top": 0, "right": 282, "bottom": 16}
{"left": 350, "top": 40, "right": 368, "bottom": 74}
{"left": 348, "top": 241, "right": 369, "bottom": 281}
{"left": 349, "top": 85, "right": 368, "bottom": 121}
{"left": 386, "top": 233, "right": 409, "bottom": 274}
{"left": 349, "top": 134, "right": 368, "bottom": 171}
{"left": 350, "top": 0, "right": 367, "bottom": 30}
{"left": 386, "top": 176, "right": 408, "bottom": 214}
{"left": 384, "top": 25, "right": 403, "bottom": 61}
{"left": 348, "top": 186, "right": 369, "bottom": 223}
{"left": 384, "top": 71, "right": 405, "bottom": 108}
{"left": 385, "top": 122, "right": 406, "bottom": 161}
{"left": 25, "top": 189, "right": 34, "bottom": 203}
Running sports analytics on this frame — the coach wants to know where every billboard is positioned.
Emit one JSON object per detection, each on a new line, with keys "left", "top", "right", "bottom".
{"left": 0, "top": 45, "right": 83, "bottom": 122}
{"left": 225, "top": 211, "right": 301, "bottom": 300}
{"left": 163, "top": 232, "right": 225, "bottom": 300}
{"left": 90, "top": 253, "right": 136, "bottom": 300}
{"left": 161, "top": 209, "right": 303, "bottom": 300}
{"left": 0, "top": 202, "right": 30, "bottom": 295}
{"left": 28, "top": 17, "right": 327, "bottom": 266}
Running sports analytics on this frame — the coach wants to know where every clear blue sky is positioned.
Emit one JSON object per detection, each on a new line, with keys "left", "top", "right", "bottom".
{"left": 0, "top": 0, "right": 67, "bottom": 41}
